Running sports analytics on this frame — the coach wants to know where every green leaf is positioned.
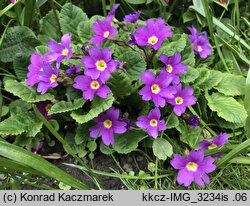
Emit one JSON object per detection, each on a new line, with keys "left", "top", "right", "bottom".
{"left": 206, "top": 92, "right": 247, "bottom": 124}
{"left": 112, "top": 130, "right": 147, "bottom": 154}
{"left": 167, "top": 113, "right": 179, "bottom": 129}
{"left": 0, "top": 140, "right": 88, "bottom": 189}
{"left": 125, "top": 0, "right": 147, "bottom": 4}
{"left": 48, "top": 98, "right": 85, "bottom": 115}
{"left": 38, "top": 10, "right": 61, "bottom": 44}
{"left": 153, "top": 138, "right": 173, "bottom": 160}
{"left": 107, "top": 70, "right": 132, "bottom": 98}
{"left": 13, "top": 54, "right": 29, "bottom": 81}
{"left": 181, "top": 40, "right": 195, "bottom": 67}
{"left": 35, "top": 45, "right": 49, "bottom": 55}
{"left": 71, "top": 94, "right": 114, "bottom": 124}
{"left": 156, "top": 34, "right": 187, "bottom": 58}
{"left": 60, "top": 3, "right": 88, "bottom": 42}
{"left": 244, "top": 69, "right": 250, "bottom": 139}
{"left": 9, "top": 99, "right": 31, "bottom": 115}
{"left": 0, "top": 26, "right": 40, "bottom": 62}
{"left": 5, "top": 80, "right": 54, "bottom": 103}
{"left": 77, "top": 20, "right": 94, "bottom": 45}
{"left": 193, "top": 68, "right": 222, "bottom": 90}
{"left": 100, "top": 142, "right": 115, "bottom": 155}
{"left": 214, "top": 73, "right": 246, "bottom": 96}
{"left": 180, "top": 66, "right": 199, "bottom": 84}
{"left": 118, "top": 51, "right": 146, "bottom": 81}
{"left": 0, "top": 112, "right": 42, "bottom": 137}
{"left": 177, "top": 125, "right": 203, "bottom": 149}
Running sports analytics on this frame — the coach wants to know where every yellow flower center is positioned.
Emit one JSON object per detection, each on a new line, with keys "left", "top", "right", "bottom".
{"left": 90, "top": 81, "right": 100, "bottom": 90}
{"left": 167, "top": 64, "right": 173, "bottom": 73}
{"left": 208, "top": 143, "right": 217, "bottom": 150}
{"left": 149, "top": 119, "right": 158, "bottom": 127}
{"left": 148, "top": 36, "right": 158, "bottom": 45}
{"left": 104, "top": 120, "right": 112, "bottom": 129}
{"left": 186, "top": 162, "right": 198, "bottom": 171}
{"left": 95, "top": 60, "right": 107, "bottom": 71}
{"left": 62, "top": 48, "right": 69, "bottom": 56}
{"left": 151, "top": 84, "right": 160, "bottom": 94}
{"left": 50, "top": 74, "right": 57, "bottom": 84}
{"left": 197, "top": 45, "right": 203, "bottom": 52}
{"left": 175, "top": 97, "right": 183, "bottom": 105}
{"left": 103, "top": 31, "right": 110, "bottom": 38}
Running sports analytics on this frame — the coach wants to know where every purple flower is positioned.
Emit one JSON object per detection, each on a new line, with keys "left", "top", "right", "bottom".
{"left": 32, "top": 141, "right": 44, "bottom": 154}
{"left": 44, "top": 33, "right": 72, "bottom": 68}
{"left": 65, "top": 64, "right": 81, "bottom": 76}
{"left": 81, "top": 45, "right": 86, "bottom": 52}
{"left": 160, "top": 53, "right": 187, "bottom": 84}
{"left": 199, "top": 133, "right": 228, "bottom": 151}
{"left": 89, "top": 4, "right": 119, "bottom": 47}
{"left": 136, "top": 108, "right": 167, "bottom": 138}
{"left": 139, "top": 70, "right": 176, "bottom": 107}
{"left": 128, "top": 34, "right": 137, "bottom": 45}
{"left": 105, "top": 4, "right": 119, "bottom": 23}
{"left": 36, "top": 101, "right": 52, "bottom": 120}
{"left": 188, "top": 26, "right": 212, "bottom": 59}
{"left": 170, "top": 150, "right": 216, "bottom": 187}
{"left": 134, "top": 18, "right": 172, "bottom": 50}
{"left": 120, "top": 117, "right": 132, "bottom": 130}
{"left": 124, "top": 10, "right": 141, "bottom": 23}
{"left": 26, "top": 52, "right": 44, "bottom": 87}
{"left": 188, "top": 115, "right": 199, "bottom": 128}
{"left": 36, "top": 64, "right": 59, "bottom": 94}
{"left": 73, "top": 75, "right": 111, "bottom": 101}
{"left": 82, "top": 47, "right": 119, "bottom": 82}
{"left": 89, "top": 107, "right": 127, "bottom": 145}
{"left": 10, "top": 0, "right": 15, "bottom": 3}
{"left": 167, "top": 84, "right": 196, "bottom": 116}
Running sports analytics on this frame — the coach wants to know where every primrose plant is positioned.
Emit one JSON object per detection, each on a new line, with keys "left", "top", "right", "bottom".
{"left": 24, "top": 4, "right": 229, "bottom": 188}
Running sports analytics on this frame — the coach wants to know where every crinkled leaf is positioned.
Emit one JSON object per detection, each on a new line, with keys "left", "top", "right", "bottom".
{"left": 100, "top": 142, "right": 115, "bottom": 155}
{"left": 180, "top": 66, "right": 199, "bottom": 84}
{"left": 38, "top": 10, "right": 61, "bottom": 44}
{"left": 0, "top": 26, "right": 40, "bottom": 62}
{"left": 167, "top": 113, "right": 179, "bottom": 129}
{"left": 112, "top": 130, "right": 147, "bottom": 154}
{"left": 177, "top": 124, "right": 203, "bottom": 149}
{"left": 36, "top": 45, "right": 49, "bottom": 55}
{"left": 153, "top": 138, "right": 173, "bottom": 160}
{"left": 107, "top": 70, "right": 132, "bottom": 98}
{"left": 5, "top": 80, "right": 54, "bottom": 103}
{"left": 156, "top": 34, "right": 187, "bottom": 58}
{"left": 0, "top": 112, "right": 42, "bottom": 137}
{"left": 193, "top": 68, "right": 222, "bottom": 90}
{"left": 48, "top": 98, "right": 85, "bottom": 115}
{"left": 60, "top": 3, "right": 88, "bottom": 42}
{"left": 77, "top": 20, "right": 94, "bottom": 45}
{"left": 71, "top": 94, "right": 114, "bottom": 124}
{"left": 206, "top": 92, "right": 247, "bottom": 124}
{"left": 118, "top": 51, "right": 146, "bottom": 81}
{"left": 13, "top": 54, "right": 30, "bottom": 81}
{"left": 9, "top": 99, "right": 31, "bottom": 115}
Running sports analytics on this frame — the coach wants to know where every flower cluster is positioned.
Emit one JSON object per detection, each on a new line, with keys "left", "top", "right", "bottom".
{"left": 25, "top": 4, "right": 218, "bottom": 189}
{"left": 188, "top": 26, "right": 212, "bottom": 58}
{"left": 73, "top": 46, "right": 118, "bottom": 101}
{"left": 27, "top": 34, "right": 72, "bottom": 94}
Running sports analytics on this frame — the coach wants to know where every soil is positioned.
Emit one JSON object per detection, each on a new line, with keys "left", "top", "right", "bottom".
{"left": 21, "top": 142, "right": 148, "bottom": 190}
